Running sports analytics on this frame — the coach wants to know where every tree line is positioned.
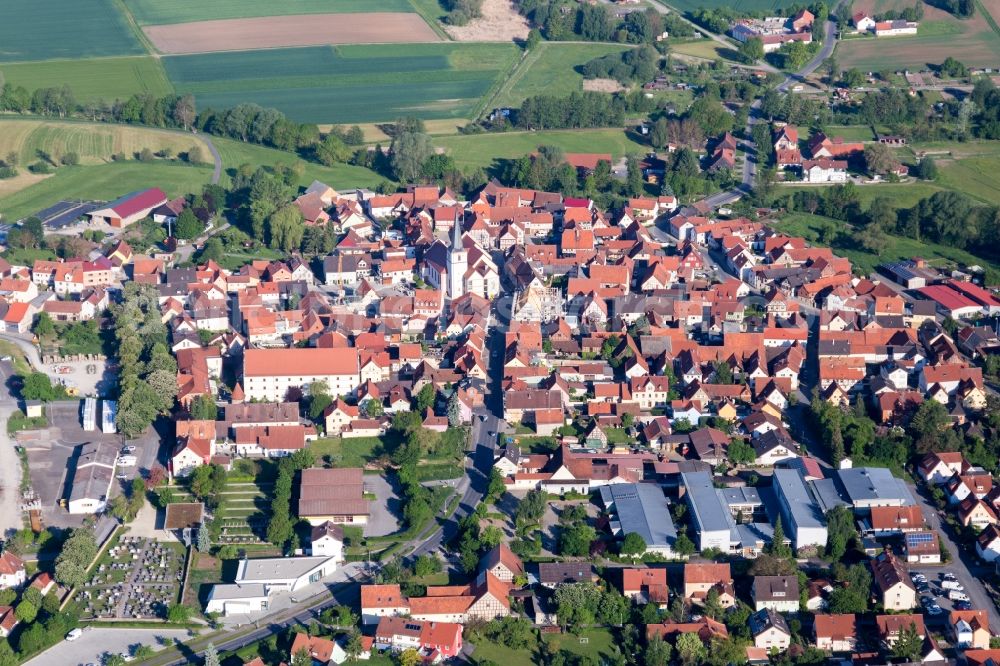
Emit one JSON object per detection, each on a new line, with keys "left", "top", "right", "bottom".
{"left": 515, "top": 0, "right": 677, "bottom": 44}
{"left": 0, "top": 81, "right": 366, "bottom": 167}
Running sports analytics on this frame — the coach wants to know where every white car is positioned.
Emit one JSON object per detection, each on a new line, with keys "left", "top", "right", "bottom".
{"left": 65, "top": 628, "right": 82, "bottom": 641}
{"left": 948, "top": 591, "right": 970, "bottom": 602}
{"left": 116, "top": 455, "right": 137, "bottom": 467}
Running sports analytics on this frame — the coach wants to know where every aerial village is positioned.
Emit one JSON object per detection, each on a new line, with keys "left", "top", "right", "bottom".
{"left": 0, "top": 140, "right": 998, "bottom": 666}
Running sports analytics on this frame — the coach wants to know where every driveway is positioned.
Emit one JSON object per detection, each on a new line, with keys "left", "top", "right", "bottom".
{"left": 910, "top": 482, "right": 1000, "bottom": 632}
{"left": 24, "top": 627, "right": 191, "bottom": 666}
{"left": 363, "top": 473, "right": 401, "bottom": 537}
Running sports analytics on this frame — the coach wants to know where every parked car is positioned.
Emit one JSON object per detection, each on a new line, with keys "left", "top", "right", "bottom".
{"left": 948, "top": 591, "right": 970, "bottom": 602}
{"left": 942, "top": 580, "right": 963, "bottom": 591}
{"left": 65, "top": 628, "right": 82, "bottom": 641}
{"left": 954, "top": 600, "right": 973, "bottom": 610}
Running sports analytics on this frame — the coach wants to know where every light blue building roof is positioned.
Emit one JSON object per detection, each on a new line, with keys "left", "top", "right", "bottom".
{"left": 599, "top": 483, "right": 677, "bottom": 549}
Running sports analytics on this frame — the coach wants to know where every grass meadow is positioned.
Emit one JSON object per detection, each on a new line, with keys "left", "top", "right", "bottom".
{"left": 210, "top": 136, "right": 388, "bottom": 190}
{"left": 0, "top": 57, "right": 173, "bottom": 102}
{"left": 665, "top": 0, "right": 803, "bottom": 13}
{"left": 0, "top": 120, "right": 208, "bottom": 168}
{"left": 122, "top": 0, "right": 415, "bottom": 24}
{"left": 435, "top": 128, "right": 647, "bottom": 170}
{"left": 163, "top": 43, "right": 518, "bottom": 124}
{"left": 495, "top": 42, "right": 632, "bottom": 108}
{"left": 0, "top": 162, "right": 215, "bottom": 222}
{"left": 774, "top": 212, "right": 999, "bottom": 278}
{"left": 0, "top": 0, "right": 146, "bottom": 62}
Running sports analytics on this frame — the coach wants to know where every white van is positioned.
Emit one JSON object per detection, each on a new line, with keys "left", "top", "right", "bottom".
{"left": 948, "top": 590, "right": 970, "bottom": 602}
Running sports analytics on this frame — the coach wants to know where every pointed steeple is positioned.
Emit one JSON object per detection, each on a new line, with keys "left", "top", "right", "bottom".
{"left": 451, "top": 216, "right": 462, "bottom": 249}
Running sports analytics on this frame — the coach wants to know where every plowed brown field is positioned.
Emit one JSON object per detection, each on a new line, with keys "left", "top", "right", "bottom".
{"left": 144, "top": 13, "right": 440, "bottom": 54}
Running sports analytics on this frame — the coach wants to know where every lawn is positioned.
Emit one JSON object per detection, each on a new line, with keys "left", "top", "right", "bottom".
{"left": 123, "top": 0, "right": 415, "bottom": 24}
{"left": 163, "top": 43, "right": 518, "bottom": 124}
{"left": 825, "top": 125, "right": 876, "bottom": 142}
{"left": 0, "top": 119, "right": 206, "bottom": 168}
{"left": 495, "top": 42, "right": 633, "bottom": 108}
{"left": 669, "top": 38, "right": 737, "bottom": 62}
{"left": 773, "top": 212, "right": 1000, "bottom": 279}
{"left": 0, "top": 161, "right": 214, "bottom": 222}
{"left": 309, "top": 436, "right": 386, "bottom": 467}
{"left": 435, "top": 128, "right": 647, "bottom": 170}
{"left": 470, "top": 628, "right": 619, "bottom": 666}
{"left": 0, "top": 57, "right": 173, "bottom": 102}
{"left": 0, "top": 0, "right": 146, "bottom": 63}
{"left": 209, "top": 136, "right": 388, "bottom": 191}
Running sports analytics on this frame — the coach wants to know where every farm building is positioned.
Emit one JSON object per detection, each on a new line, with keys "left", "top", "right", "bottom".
{"left": 88, "top": 188, "right": 168, "bottom": 228}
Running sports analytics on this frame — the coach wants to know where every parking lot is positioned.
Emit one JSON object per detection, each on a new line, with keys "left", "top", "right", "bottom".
{"left": 21, "top": 401, "right": 161, "bottom": 528}
{"left": 44, "top": 359, "right": 113, "bottom": 398}
{"left": 909, "top": 570, "right": 969, "bottom": 620}
{"left": 23, "top": 626, "right": 189, "bottom": 666}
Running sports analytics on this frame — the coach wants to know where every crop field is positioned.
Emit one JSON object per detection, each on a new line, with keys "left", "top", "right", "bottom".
{"left": 0, "top": 57, "right": 173, "bottom": 102}
{"left": 495, "top": 43, "right": 632, "bottom": 108}
{"left": 0, "top": 120, "right": 209, "bottom": 167}
{"left": 838, "top": 0, "right": 1000, "bottom": 68}
{"left": 0, "top": 0, "right": 145, "bottom": 63}
{"left": 435, "top": 128, "right": 647, "bottom": 170}
{"left": 123, "top": 0, "right": 416, "bottom": 25}
{"left": 0, "top": 162, "right": 214, "bottom": 223}
{"left": 144, "top": 13, "right": 439, "bottom": 54}
{"left": 164, "top": 43, "right": 518, "bottom": 124}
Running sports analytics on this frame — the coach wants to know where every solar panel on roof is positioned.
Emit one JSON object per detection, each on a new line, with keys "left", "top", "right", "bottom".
{"left": 907, "top": 533, "right": 934, "bottom": 543}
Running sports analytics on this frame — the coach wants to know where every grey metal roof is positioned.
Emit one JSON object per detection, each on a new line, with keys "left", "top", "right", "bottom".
{"left": 237, "top": 556, "right": 333, "bottom": 583}
{"left": 681, "top": 470, "right": 735, "bottom": 534}
{"left": 773, "top": 468, "right": 825, "bottom": 529}
{"left": 810, "top": 478, "right": 849, "bottom": 513}
{"left": 209, "top": 583, "right": 268, "bottom": 600}
{"left": 719, "top": 486, "right": 762, "bottom": 507}
{"left": 835, "top": 467, "right": 914, "bottom": 505}
{"left": 599, "top": 483, "right": 677, "bottom": 548}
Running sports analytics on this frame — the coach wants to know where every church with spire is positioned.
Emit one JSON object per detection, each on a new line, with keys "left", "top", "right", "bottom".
{"left": 447, "top": 220, "right": 467, "bottom": 301}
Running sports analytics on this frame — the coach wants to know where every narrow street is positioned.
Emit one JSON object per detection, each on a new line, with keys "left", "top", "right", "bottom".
{"left": 910, "top": 481, "right": 1000, "bottom": 632}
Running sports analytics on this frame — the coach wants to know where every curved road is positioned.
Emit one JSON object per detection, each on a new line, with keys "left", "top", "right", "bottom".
{"left": 703, "top": 0, "right": 847, "bottom": 206}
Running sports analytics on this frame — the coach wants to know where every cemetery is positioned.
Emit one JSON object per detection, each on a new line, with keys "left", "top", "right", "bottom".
{"left": 79, "top": 535, "right": 186, "bottom": 620}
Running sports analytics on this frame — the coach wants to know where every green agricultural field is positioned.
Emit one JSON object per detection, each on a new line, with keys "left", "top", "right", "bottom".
{"left": 495, "top": 42, "right": 633, "bottom": 108}
{"left": 0, "top": 0, "right": 146, "bottom": 63}
{"left": 0, "top": 57, "right": 172, "bottom": 102}
{"left": 435, "top": 128, "right": 647, "bottom": 170}
{"left": 825, "top": 125, "right": 876, "bottom": 142}
{"left": 0, "top": 162, "right": 214, "bottom": 222}
{"left": 837, "top": 0, "right": 1000, "bottom": 69}
{"left": 210, "top": 136, "right": 388, "bottom": 190}
{"left": 123, "top": 0, "right": 415, "bottom": 25}
{"left": 163, "top": 43, "right": 518, "bottom": 124}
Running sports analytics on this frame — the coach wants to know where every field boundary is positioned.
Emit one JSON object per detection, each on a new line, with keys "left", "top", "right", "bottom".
{"left": 407, "top": 0, "right": 453, "bottom": 40}
{"left": 975, "top": 0, "right": 1000, "bottom": 38}
{"left": 112, "top": 0, "right": 159, "bottom": 56}
{"left": 475, "top": 47, "right": 534, "bottom": 118}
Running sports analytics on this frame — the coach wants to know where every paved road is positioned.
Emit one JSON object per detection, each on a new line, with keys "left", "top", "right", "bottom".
{"left": 910, "top": 482, "right": 1000, "bottom": 632}
{"left": 0, "top": 360, "right": 24, "bottom": 538}
{"left": 202, "top": 136, "right": 222, "bottom": 185}
{"left": 25, "top": 627, "right": 191, "bottom": 666}
{"left": 709, "top": 0, "right": 847, "bottom": 200}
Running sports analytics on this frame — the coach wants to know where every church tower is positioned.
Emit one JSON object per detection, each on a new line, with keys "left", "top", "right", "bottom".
{"left": 448, "top": 220, "right": 467, "bottom": 300}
